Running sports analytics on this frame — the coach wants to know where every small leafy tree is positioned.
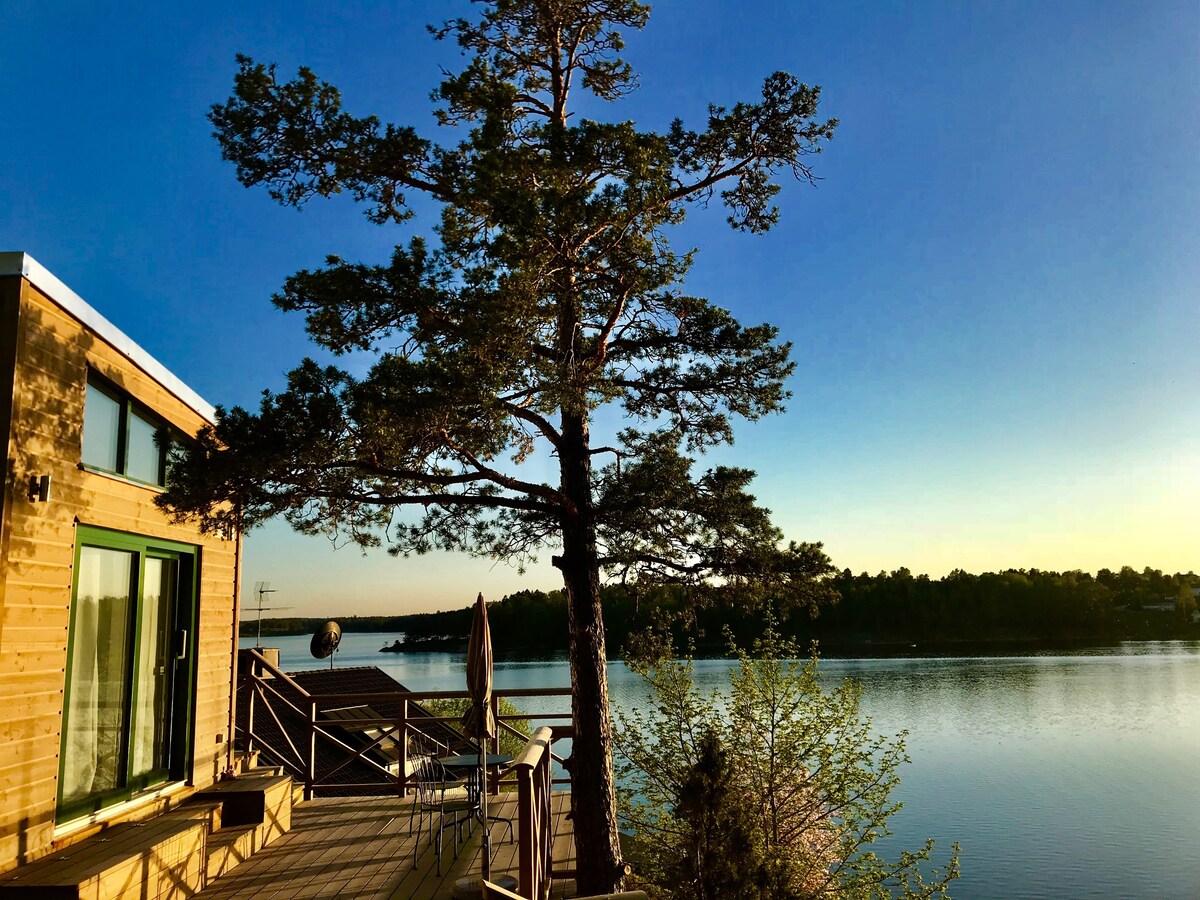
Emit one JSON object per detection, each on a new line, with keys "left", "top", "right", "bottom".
{"left": 159, "top": 1, "right": 838, "bottom": 889}
{"left": 421, "top": 696, "right": 531, "bottom": 758}
{"left": 616, "top": 630, "right": 960, "bottom": 898}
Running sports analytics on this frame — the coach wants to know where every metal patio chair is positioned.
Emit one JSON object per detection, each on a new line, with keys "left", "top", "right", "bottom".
{"left": 410, "top": 750, "right": 475, "bottom": 874}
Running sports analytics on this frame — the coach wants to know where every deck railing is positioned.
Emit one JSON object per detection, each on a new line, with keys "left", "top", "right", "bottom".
{"left": 512, "top": 726, "right": 555, "bottom": 899}
{"left": 236, "top": 647, "right": 574, "bottom": 799}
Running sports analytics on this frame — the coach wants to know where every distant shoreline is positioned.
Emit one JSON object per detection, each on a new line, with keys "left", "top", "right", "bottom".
{"left": 238, "top": 570, "right": 1200, "bottom": 655}
{"left": 377, "top": 637, "right": 466, "bottom": 653}
{"left": 248, "top": 630, "right": 1200, "bottom": 661}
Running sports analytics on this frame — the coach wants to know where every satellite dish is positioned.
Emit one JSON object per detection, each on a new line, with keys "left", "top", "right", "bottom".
{"left": 310, "top": 621, "right": 342, "bottom": 669}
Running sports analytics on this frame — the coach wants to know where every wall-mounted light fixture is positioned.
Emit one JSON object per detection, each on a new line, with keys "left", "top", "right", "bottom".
{"left": 28, "top": 474, "right": 51, "bottom": 503}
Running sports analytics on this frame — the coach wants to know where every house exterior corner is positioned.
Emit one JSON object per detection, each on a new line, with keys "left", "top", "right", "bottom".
{"left": 0, "top": 253, "right": 241, "bottom": 872}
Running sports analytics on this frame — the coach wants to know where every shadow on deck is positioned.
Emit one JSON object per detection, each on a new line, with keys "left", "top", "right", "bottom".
{"left": 196, "top": 792, "right": 575, "bottom": 900}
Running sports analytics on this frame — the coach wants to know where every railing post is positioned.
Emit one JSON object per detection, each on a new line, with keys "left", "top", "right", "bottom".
{"left": 490, "top": 695, "right": 501, "bottom": 755}
{"left": 243, "top": 654, "right": 256, "bottom": 766}
{"left": 538, "top": 748, "right": 551, "bottom": 896}
{"left": 398, "top": 696, "right": 409, "bottom": 798}
{"left": 305, "top": 697, "right": 316, "bottom": 801}
{"left": 513, "top": 726, "right": 554, "bottom": 900}
{"left": 490, "top": 694, "right": 501, "bottom": 794}
{"left": 518, "top": 762, "right": 534, "bottom": 899}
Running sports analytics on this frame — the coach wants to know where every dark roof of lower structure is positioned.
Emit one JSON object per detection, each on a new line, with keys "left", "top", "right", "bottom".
{"left": 289, "top": 665, "right": 409, "bottom": 694}
{"left": 288, "top": 665, "right": 470, "bottom": 751}
{"left": 237, "top": 660, "right": 476, "bottom": 795}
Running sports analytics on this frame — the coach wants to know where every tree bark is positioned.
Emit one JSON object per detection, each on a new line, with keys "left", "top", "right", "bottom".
{"left": 557, "top": 409, "right": 623, "bottom": 895}
{"left": 549, "top": 50, "right": 622, "bottom": 890}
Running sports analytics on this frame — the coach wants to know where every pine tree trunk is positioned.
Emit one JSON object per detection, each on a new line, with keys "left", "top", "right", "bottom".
{"left": 557, "top": 411, "right": 623, "bottom": 895}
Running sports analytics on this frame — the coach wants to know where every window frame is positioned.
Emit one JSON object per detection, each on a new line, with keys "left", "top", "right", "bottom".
{"left": 81, "top": 370, "right": 180, "bottom": 488}
{"left": 57, "top": 525, "right": 200, "bottom": 824}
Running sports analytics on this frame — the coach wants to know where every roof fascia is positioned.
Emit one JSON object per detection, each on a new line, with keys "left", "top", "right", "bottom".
{"left": 0, "top": 252, "right": 217, "bottom": 423}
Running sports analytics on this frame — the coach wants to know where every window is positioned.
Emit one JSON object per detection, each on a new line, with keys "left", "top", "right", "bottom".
{"left": 126, "top": 409, "right": 162, "bottom": 483}
{"left": 58, "top": 527, "right": 197, "bottom": 822}
{"left": 81, "top": 381, "right": 121, "bottom": 471}
{"left": 81, "top": 373, "right": 173, "bottom": 486}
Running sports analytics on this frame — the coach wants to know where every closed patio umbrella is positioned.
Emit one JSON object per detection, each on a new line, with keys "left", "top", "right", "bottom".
{"left": 462, "top": 592, "right": 496, "bottom": 879}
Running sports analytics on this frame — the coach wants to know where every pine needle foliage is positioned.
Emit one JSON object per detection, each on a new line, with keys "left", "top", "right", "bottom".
{"left": 668, "top": 730, "right": 769, "bottom": 898}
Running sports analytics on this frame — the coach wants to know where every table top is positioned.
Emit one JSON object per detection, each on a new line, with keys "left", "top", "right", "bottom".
{"left": 436, "top": 752, "right": 514, "bottom": 768}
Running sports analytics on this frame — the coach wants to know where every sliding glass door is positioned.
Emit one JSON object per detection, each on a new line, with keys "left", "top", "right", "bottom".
{"left": 129, "top": 556, "right": 177, "bottom": 781}
{"left": 58, "top": 528, "right": 196, "bottom": 821}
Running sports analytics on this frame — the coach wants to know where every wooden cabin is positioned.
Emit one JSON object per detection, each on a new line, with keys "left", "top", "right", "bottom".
{"left": 0, "top": 252, "right": 242, "bottom": 874}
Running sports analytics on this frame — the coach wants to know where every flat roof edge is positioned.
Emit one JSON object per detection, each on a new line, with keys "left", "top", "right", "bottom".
{"left": 0, "top": 252, "right": 217, "bottom": 424}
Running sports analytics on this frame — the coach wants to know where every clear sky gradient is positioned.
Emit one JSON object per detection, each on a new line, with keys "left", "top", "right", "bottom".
{"left": 3, "top": 1, "right": 1196, "bottom": 616}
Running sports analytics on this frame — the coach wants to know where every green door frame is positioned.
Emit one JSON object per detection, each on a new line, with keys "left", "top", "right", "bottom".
{"left": 57, "top": 525, "right": 199, "bottom": 823}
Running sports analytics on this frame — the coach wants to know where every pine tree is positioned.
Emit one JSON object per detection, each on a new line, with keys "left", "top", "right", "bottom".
{"left": 159, "top": 2, "right": 837, "bottom": 890}
{"left": 670, "top": 731, "right": 766, "bottom": 900}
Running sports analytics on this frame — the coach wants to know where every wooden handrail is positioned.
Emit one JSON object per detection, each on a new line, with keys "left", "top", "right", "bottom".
{"left": 241, "top": 646, "right": 311, "bottom": 694}
{"left": 298, "top": 686, "right": 573, "bottom": 705}
{"left": 512, "top": 726, "right": 552, "bottom": 771}
{"left": 484, "top": 884, "right": 648, "bottom": 900}
{"left": 303, "top": 712, "right": 569, "bottom": 729}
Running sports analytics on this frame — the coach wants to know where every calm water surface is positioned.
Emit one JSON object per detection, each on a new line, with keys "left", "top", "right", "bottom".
{"left": 247, "top": 635, "right": 1200, "bottom": 898}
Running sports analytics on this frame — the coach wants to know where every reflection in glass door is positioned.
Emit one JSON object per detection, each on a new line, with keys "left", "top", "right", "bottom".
{"left": 60, "top": 546, "right": 135, "bottom": 806}
{"left": 131, "top": 557, "right": 177, "bottom": 781}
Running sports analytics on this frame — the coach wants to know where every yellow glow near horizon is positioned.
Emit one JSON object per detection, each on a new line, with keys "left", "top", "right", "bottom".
{"left": 244, "top": 449, "right": 1198, "bottom": 616}
{"left": 813, "top": 452, "right": 1200, "bottom": 578}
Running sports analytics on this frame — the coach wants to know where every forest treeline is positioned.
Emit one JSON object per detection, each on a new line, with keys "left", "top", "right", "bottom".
{"left": 245, "top": 565, "right": 1199, "bottom": 653}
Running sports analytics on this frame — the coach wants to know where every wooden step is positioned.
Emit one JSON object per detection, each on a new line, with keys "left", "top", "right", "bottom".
{"left": 0, "top": 807, "right": 210, "bottom": 899}
{"left": 204, "top": 824, "right": 263, "bottom": 883}
{"left": 193, "top": 773, "right": 292, "bottom": 837}
{"left": 0, "top": 777, "right": 295, "bottom": 899}
{"left": 195, "top": 773, "right": 294, "bottom": 885}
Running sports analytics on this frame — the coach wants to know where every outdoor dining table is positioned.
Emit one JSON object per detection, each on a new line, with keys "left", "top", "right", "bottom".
{"left": 436, "top": 752, "right": 516, "bottom": 837}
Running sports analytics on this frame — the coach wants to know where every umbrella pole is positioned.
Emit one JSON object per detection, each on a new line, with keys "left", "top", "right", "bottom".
{"left": 480, "top": 747, "right": 491, "bottom": 880}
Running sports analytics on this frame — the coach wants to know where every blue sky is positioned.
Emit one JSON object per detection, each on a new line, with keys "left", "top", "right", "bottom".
{"left": 3, "top": 1, "right": 1196, "bottom": 616}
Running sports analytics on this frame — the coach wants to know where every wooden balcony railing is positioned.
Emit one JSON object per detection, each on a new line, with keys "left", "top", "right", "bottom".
{"left": 512, "top": 726, "right": 555, "bottom": 899}
{"left": 235, "top": 647, "right": 574, "bottom": 799}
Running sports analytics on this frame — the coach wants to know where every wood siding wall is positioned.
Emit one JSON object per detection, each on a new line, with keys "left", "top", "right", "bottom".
{"left": 0, "top": 275, "right": 240, "bottom": 873}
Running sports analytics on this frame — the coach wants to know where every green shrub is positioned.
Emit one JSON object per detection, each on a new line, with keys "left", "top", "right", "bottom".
{"left": 420, "top": 697, "right": 532, "bottom": 758}
{"left": 616, "top": 628, "right": 959, "bottom": 898}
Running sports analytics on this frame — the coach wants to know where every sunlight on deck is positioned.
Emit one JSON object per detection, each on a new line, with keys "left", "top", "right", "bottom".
{"left": 197, "top": 792, "right": 575, "bottom": 900}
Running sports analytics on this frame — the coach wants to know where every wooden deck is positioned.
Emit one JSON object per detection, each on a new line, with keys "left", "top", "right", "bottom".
{"left": 196, "top": 792, "right": 576, "bottom": 900}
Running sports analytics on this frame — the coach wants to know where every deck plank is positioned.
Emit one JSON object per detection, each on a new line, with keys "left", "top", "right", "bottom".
{"left": 314, "top": 805, "right": 414, "bottom": 898}
{"left": 266, "top": 801, "right": 399, "bottom": 900}
{"left": 550, "top": 792, "right": 575, "bottom": 875}
{"left": 202, "top": 800, "right": 387, "bottom": 900}
{"left": 197, "top": 792, "right": 574, "bottom": 900}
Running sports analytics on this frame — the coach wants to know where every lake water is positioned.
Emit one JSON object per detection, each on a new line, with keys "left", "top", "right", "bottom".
{"left": 245, "top": 634, "right": 1200, "bottom": 898}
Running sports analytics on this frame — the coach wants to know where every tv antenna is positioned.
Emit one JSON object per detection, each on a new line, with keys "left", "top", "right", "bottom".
{"left": 250, "top": 581, "right": 293, "bottom": 647}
